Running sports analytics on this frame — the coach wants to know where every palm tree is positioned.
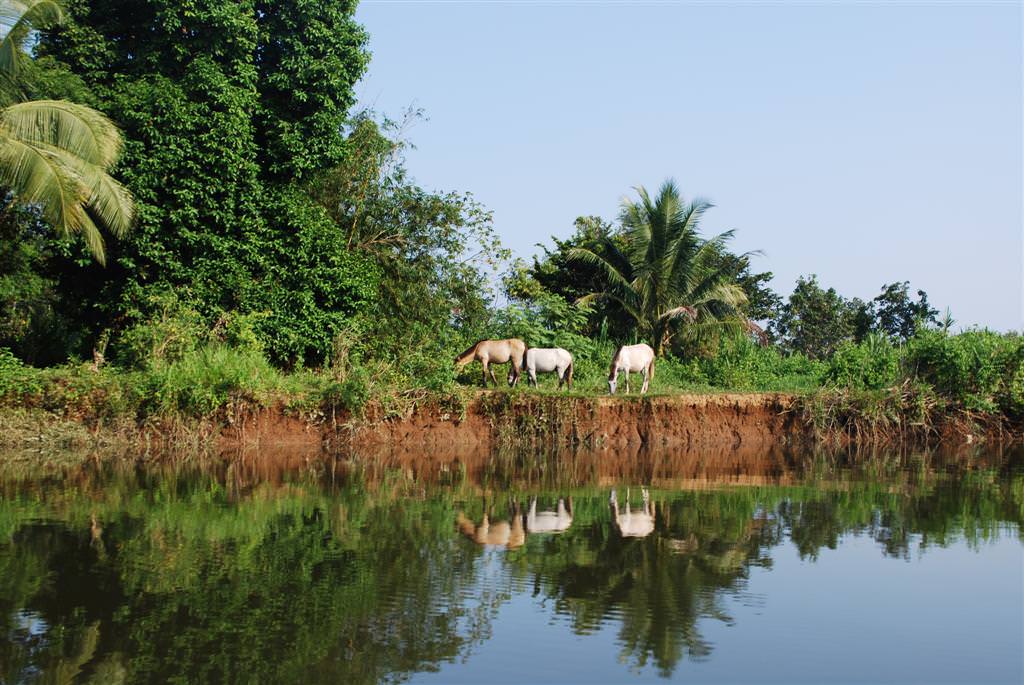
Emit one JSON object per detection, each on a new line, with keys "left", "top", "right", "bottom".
{"left": 0, "top": 0, "right": 134, "bottom": 264}
{"left": 569, "top": 180, "right": 751, "bottom": 356}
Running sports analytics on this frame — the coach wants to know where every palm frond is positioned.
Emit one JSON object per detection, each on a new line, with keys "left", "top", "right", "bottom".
{"left": 567, "top": 245, "right": 634, "bottom": 294}
{"left": 0, "top": 132, "right": 82, "bottom": 233}
{"left": 0, "top": 1, "right": 64, "bottom": 80}
{"left": 0, "top": 99, "right": 124, "bottom": 166}
{"left": 77, "top": 209, "right": 106, "bottom": 265}
{"left": 63, "top": 153, "right": 134, "bottom": 236}
{"left": 657, "top": 305, "right": 697, "bottom": 323}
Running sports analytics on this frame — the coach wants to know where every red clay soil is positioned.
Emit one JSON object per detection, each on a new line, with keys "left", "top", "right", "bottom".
{"left": 339, "top": 392, "right": 807, "bottom": 455}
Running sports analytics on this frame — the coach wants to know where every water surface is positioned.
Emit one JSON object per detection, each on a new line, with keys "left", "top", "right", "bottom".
{"left": 1, "top": 448, "right": 1021, "bottom": 684}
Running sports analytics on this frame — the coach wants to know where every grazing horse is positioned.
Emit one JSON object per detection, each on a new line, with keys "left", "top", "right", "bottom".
{"left": 608, "top": 343, "right": 655, "bottom": 394}
{"left": 508, "top": 347, "right": 574, "bottom": 389}
{"left": 609, "top": 488, "right": 655, "bottom": 538}
{"left": 456, "top": 501, "right": 526, "bottom": 550}
{"left": 455, "top": 338, "right": 527, "bottom": 387}
{"left": 524, "top": 496, "right": 573, "bottom": 534}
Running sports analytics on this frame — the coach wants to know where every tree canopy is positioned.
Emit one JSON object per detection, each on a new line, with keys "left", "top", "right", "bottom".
{"left": 568, "top": 180, "right": 750, "bottom": 355}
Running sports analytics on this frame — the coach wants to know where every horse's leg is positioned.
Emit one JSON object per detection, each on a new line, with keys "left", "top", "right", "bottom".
{"left": 557, "top": 365, "right": 564, "bottom": 389}
{"left": 530, "top": 367, "right": 538, "bottom": 387}
{"left": 641, "top": 368, "right": 649, "bottom": 394}
{"left": 625, "top": 371, "right": 631, "bottom": 394}
{"left": 481, "top": 359, "right": 490, "bottom": 387}
{"left": 489, "top": 364, "right": 499, "bottom": 386}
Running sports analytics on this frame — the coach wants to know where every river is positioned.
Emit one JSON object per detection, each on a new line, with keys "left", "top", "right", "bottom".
{"left": 1, "top": 446, "right": 1021, "bottom": 683}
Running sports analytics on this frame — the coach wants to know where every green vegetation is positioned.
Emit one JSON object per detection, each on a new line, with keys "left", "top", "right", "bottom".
{"left": 565, "top": 180, "right": 750, "bottom": 356}
{"left": 0, "top": 0, "right": 1018, "bottom": 443}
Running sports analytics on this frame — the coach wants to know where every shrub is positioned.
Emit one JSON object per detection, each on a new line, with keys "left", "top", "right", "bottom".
{"left": 687, "top": 337, "right": 826, "bottom": 392}
{"left": 0, "top": 348, "right": 43, "bottom": 399}
{"left": 116, "top": 290, "right": 207, "bottom": 369}
{"left": 906, "top": 329, "right": 1023, "bottom": 413}
{"left": 825, "top": 334, "right": 902, "bottom": 390}
{"left": 141, "top": 346, "right": 293, "bottom": 416}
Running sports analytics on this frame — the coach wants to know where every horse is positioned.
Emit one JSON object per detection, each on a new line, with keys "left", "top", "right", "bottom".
{"left": 508, "top": 347, "right": 574, "bottom": 389}
{"left": 524, "top": 496, "right": 573, "bottom": 534}
{"left": 454, "top": 338, "right": 527, "bottom": 387}
{"left": 608, "top": 343, "right": 655, "bottom": 394}
{"left": 609, "top": 488, "right": 655, "bottom": 538}
{"left": 456, "top": 501, "right": 526, "bottom": 550}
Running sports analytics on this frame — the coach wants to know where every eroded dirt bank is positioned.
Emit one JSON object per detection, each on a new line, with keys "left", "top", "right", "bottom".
{"left": 341, "top": 392, "right": 807, "bottom": 455}
{"left": 6, "top": 390, "right": 1013, "bottom": 460}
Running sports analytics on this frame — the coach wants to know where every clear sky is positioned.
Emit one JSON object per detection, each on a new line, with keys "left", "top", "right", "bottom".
{"left": 354, "top": 1, "right": 1023, "bottom": 331}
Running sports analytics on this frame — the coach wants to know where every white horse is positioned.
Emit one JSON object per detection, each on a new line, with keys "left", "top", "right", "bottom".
{"left": 608, "top": 343, "right": 655, "bottom": 394}
{"left": 509, "top": 347, "right": 574, "bottom": 389}
{"left": 525, "top": 496, "right": 573, "bottom": 534}
{"left": 609, "top": 488, "right": 655, "bottom": 538}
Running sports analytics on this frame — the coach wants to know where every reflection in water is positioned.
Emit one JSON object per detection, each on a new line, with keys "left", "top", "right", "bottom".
{"left": 457, "top": 500, "right": 526, "bottom": 549}
{"left": 525, "top": 496, "right": 573, "bottom": 534}
{"left": 609, "top": 487, "right": 656, "bottom": 538}
{"left": 0, "top": 447, "right": 1021, "bottom": 683}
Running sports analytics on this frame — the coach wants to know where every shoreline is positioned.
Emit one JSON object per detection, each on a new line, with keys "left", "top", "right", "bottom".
{"left": 1, "top": 390, "right": 1018, "bottom": 459}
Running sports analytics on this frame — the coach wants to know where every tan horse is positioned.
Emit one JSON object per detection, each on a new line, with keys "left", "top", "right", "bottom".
{"left": 454, "top": 338, "right": 527, "bottom": 387}
{"left": 456, "top": 502, "right": 526, "bottom": 550}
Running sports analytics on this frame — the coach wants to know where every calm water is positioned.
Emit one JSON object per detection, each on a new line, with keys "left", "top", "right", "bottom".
{"left": 0, "top": 448, "right": 1021, "bottom": 684}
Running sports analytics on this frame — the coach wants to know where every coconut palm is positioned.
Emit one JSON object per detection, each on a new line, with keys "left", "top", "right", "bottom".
{"left": 0, "top": 0, "right": 63, "bottom": 102}
{"left": 569, "top": 180, "right": 751, "bottom": 356}
{"left": 0, "top": 0, "right": 134, "bottom": 264}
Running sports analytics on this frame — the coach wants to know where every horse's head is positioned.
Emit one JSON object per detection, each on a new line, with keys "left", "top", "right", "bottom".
{"left": 608, "top": 378, "right": 617, "bottom": 394}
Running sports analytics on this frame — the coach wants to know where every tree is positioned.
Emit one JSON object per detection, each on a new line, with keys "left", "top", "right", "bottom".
{"left": 568, "top": 180, "right": 749, "bottom": 355}
{"left": 0, "top": 0, "right": 134, "bottom": 264}
{"left": 871, "top": 281, "right": 938, "bottom": 341}
{"left": 771, "top": 275, "right": 856, "bottom": 359}
{"left": 36, "top": 0, "right": 372, "bottom": 364}
{"left": 505, "top": 215, "right": 634, "bottom": 339}
{"left": 312, "top": 114, "right": 505, "bottom": 364}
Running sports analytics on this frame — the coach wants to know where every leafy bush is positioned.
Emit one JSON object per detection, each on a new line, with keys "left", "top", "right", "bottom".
{"left": 141, "top": 346, "right": 295, "bottom": 416}
{"left": 906, "top": 329, "right": 1023, "bottom": 414}
{"left": 0, "top": 348, "right": 43, "bottom": 399}
{"left": 116, "top": 290, "right": 207, "bottom": 369}
{"left": 683, "top": 337, "right": 826, "bottom": 392}
{"left": 825, "top": 334, "right": 902, "bottom": 390}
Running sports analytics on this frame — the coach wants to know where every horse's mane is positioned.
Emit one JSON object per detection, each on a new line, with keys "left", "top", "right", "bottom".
{"left": 608, "top": 346, "right": 622, "bottom": 378}
{"left": 456, "top": 340, "right": 484, "bottom": 362}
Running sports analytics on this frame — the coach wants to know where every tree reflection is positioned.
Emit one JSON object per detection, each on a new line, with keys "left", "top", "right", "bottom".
{"left": 0, "top": 455, "right": 1019, "bottom": 682}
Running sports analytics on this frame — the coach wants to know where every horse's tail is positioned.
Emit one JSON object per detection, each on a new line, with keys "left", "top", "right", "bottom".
{"left": 565, "top": 360, "right": 574, "bottom": 389}
{"left": 647, "top": 357, "right": 655, "bottom": 382}
{"left": 454, "top": 341, "right": 480, "bottom": 367}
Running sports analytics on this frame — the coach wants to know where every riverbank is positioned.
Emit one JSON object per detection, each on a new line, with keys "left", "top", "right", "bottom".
{"left": 2, "top": 388, "right": 1019, "bottom": 459}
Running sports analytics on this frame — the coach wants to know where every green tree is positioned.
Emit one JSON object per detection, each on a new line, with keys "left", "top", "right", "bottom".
{"left": 568, "top": 180, "right": 749, "bottom": 355}
{"left": 312, "top": 112, "right": 506, "bottom": 371}
{"left": 36, "top": 0, "right": 373, "bottom": 364}
{"left": 771, "top": 275, "right": 856, "bottom": 359}
{"left": 871, "top": 281, "right": 938, "bottom": 341}
{"left": 508, "top": 215, "right": 634, "bottom": 340}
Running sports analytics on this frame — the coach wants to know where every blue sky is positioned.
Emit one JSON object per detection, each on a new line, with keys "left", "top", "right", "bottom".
{"left": 354, "top": 1, "right": 1022, "bottom": 331}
